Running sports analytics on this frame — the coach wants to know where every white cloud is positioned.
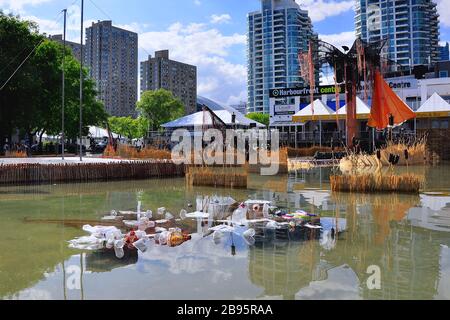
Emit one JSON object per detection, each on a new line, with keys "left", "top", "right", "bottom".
{"left": 296, "top": 0, "right": 354, "bottom": 22}
{"left": 194, "top": 0, "right": 201, "bottom": 6}
{"left": 138, "top": 22, "right": 246, "bottom": 105}
{"left": 436, "top": 0, "right": 450, "bottom": 28}
{"left": 319, "top": 30, "right": 355, "bottom": 51}
{"left": 0, "top": 0, "right": 54, "bottom": 12}
{"left": 210, "top": 14, "right": 232, "bottom": 25}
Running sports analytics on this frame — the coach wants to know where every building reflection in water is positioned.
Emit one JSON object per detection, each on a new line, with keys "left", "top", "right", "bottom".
{"left": 247, "top": 189, "right": 450, "bottom": 300}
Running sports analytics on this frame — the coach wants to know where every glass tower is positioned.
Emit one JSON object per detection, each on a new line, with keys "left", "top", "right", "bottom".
{"left": 355, "top": 0, "right": 440, "bottom": 68}
{"left": 247, "top": 0, "right": 317, "bottom": 114}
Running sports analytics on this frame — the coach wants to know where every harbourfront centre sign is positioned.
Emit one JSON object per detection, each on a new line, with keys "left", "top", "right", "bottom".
{"left": 269, "top": 85, "right": 345, "bottom": 98}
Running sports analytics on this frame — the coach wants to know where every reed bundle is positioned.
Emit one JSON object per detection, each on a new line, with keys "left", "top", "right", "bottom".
{"left": 186, "top": 166, "right": 247, "bottom": 188}
{"left": 104, "top": 145, "right": 172, "bottom": 160}
{"left": 4, "top": 151, "right": 27, "bottom": 158}
{"left": 330, "top": 173, "right": 424, "bottom": 193}
{"left": 287, "top": 146, "right": 344, "bottom": 158}
{"left": 0, "top": 161, "right": 185, "bottom": 186}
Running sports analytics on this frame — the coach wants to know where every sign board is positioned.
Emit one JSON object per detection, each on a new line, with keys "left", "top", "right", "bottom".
{"left": 274, "top": 105, "right": 297, "bottom": 116}
{"left": 269, "top": 85, "right": 345, "bottom": 98}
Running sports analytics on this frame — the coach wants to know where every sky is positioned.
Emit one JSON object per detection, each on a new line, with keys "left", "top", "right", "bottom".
{"left": 2, "top": 0, "right": 450, "bottom": 106}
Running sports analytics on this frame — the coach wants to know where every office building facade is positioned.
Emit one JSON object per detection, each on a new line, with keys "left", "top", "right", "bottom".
{"left": 355, "top": 0, "right": 440, "bottom": 68}
{"left": 140, "top": 50, "right": 197, "bottom": 115}
{"left": 247, "top": 0, "right": 317, "bottom": 114}
{"left": 49, "top": 35, "right": 84, "bottom": 62}
{"left": 440, "top": 42, "right": 449, "bottom": 61}
{"left": 85, "top": 20, "right": 138, "bottom": 117}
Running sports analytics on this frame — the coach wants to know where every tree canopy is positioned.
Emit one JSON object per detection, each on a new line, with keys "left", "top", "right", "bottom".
{"left": 136, "top": 89, "right": 185, "bottom": 131}
{"left": 246, "top": 112, "right": 270, "bottom": 127}
{"left": 0, "top": 12, "right": 108, "bottom": 144}
{"left": 108, "top": 116, "right": 149, "bottom": 140}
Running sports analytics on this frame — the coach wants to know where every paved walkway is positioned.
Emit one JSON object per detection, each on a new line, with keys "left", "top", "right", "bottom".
{"left": 0, "top": 156, "right": 139, "bottom": 165}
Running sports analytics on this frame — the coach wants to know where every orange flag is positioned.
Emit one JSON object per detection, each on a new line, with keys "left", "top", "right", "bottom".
{"left": 368, "top": 70, "right": 416, "bottom": 130}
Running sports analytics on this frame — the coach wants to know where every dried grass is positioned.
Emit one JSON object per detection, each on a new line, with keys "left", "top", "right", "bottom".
{"left": 186, "top": 166, "right": 247, "bottom": 188}
{"left": 287, "top": 146, "right": 344, "bottom": 158}
{"left": 4, "top": 151, "right": 27, "bottom": 158}
{"left": 330, "top": 173, "right": 424, "bottom": 193}
{"left": 103, "top": 144, "right": 172, "bottom": 160}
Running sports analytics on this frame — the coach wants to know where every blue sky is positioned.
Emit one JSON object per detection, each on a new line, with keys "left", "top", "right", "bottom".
{"left": 2, "top": 0, "right": 450, "bottom": 105}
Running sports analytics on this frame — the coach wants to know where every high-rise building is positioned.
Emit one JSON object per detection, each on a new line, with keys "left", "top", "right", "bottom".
{"left": 439, "top": 42, "right": 449, "bottom": 61}
{"left": 231, "top": 101, "right": 248, "bottom": 115}
{"left": 247, "top": 0, "right": 317, "bottom": 114}
{"left": 355, "top": 0, "right": 440, "bottom": 68}
{"left": 85, "top": 20, "right": 138, "bottom": 117}
{"left": 49, "top": 35, "right": 84, "bottom": 62}
{"left": 140, "top": 50, "right": 197, "bottom": 115}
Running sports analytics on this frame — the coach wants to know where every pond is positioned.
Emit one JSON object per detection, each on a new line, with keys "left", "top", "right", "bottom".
{"left": 1, "top": 165, "right": 450, "bottom": 300}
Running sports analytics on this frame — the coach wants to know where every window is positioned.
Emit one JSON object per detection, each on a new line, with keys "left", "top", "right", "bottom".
{"left": 439, "top": 71, "right": 448, "bottom": 78}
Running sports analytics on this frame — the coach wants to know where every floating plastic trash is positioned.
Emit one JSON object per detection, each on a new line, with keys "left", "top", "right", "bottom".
{"left": 155, "top": 227, "right": 167, "bottom": 233}
{"left": 165, "top": 212, "right": 174, "bottom": 220}
{"left": 123, "top": 220, "right": 140, "bottom": 229}
{"left": 180, "top": 209, "right": 187, "bottom": 220}
{"left": 266, "top": 221, "right": 279, "bottom": 229}
{"left": 243, "top": 228, "right": 256, "bottom": 238}
{"left": 185, "top": 211, "right": 210, "bottom": 219}
{"left": 133, "top": 238, "right": 150, "bottom": 253}
{"left": 114, "top": 246, "right": 125, "bottom": 259}
{"left": 145, "top": 210, "right": 153, "bottom": 219}
{"left": 157, "top": 207, "right": 166, "bottom": 216}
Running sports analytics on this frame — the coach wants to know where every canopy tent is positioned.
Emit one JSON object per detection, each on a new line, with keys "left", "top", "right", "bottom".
{"left": 416, "top": 92, "right": 450, "bottom": 118}
{"left": 162, "top": 109, "right": 265, "bottom": 129}
{"left": 41, "top": 126, "right": 119, "bottom": 141}
{"left": 292, "top": 99, "right": 335, "bottom": 123}
{"left": 89, "top": 126, "right": 119, "bottom": 139}
{"left": 336, "top": 97, "right": 371, "bottom": 119}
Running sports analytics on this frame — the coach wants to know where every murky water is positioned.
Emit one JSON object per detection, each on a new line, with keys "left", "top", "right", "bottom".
{"left": 1, "top": 166, "right": 450, "bottom": 300}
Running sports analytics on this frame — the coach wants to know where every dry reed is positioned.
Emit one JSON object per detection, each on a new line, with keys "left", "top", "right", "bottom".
{"left": 103, "top": 144, "right": 172, "bottom": 160}
{"left": 186, "top": 166, "right": 247, "bottom": 188}
{"left": 4, "top": 151, "right": 27, "bottom": 158}
{"left": 287, "top": 146, "right": 344, "bottom": 158}
{"left": 330, "top": 173, "right": 424, "bottom": 193}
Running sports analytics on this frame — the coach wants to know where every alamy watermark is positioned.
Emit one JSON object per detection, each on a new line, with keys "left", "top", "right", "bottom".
{"left": 170, "top": 127, "right": 281, "bottom": 176}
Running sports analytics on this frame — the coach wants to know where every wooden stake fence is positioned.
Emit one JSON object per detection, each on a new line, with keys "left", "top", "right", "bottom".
{"left": 0, "top": 161, "right": 185, "bottom": 186}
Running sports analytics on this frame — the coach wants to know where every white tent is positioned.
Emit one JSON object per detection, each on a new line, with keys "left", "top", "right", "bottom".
{"left": 162, "top": 109, "right": 265, "bottom": 129}
{"left": 416, "top": 92, "right": 450, "bottom": 113}
{"left": 336, "top": 97, "right": 371, "bottom": 115}
{"left": 294, "top": 99, "right": 335, "bottom": 117}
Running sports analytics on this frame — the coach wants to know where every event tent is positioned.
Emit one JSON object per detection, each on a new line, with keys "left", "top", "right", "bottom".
{"left": 162, "top": 108, "right": 265, "bottom": 129}
{"left": 416, "top": 92, "right": 450, "bottom": 118}
{"left": 292, "top": 99, "right": 335, "bottom": 122}
{"left": 336, "top": 97, "right": 371, "bottom": 119}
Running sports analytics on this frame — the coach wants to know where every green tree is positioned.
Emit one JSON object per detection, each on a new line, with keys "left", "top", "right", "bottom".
{"left": 108, "top": 116, "right": 149, "bottom": 140}
{"left": 0, "top": 12, "right": 108, "bottom": 144}
{"left": 246, "top": 112, "right": 270, "bottom": 127}
{"left": 136, "top": 89, "right": 185, "bottom": 131}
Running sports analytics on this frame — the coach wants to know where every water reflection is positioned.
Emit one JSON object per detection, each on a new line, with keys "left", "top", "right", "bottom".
{"left": 1, "top": 166, "right": 450, "bottom": 300}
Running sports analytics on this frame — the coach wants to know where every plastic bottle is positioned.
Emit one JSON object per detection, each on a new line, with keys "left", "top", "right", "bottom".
{"left": 180, "top": 209, "right": 187, "bottom": 220}
{"left": 243, "top": 228, "right": 256, "bottom": 238}
{"left": 145, "top": 210, "right": 153, "bottom": 219}
{"left": 157, "top": 207, "right": 166, "bottom": 216}
{"left": 262, "top": 203, "right": 269, "bottom": 218}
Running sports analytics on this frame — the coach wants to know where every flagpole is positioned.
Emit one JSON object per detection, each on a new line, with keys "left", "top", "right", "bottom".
{"left": 62, "top": 9, "right": 67, "bottom": 161}
{"left": 79, "top": 0, "right": 84, "bottom": 161}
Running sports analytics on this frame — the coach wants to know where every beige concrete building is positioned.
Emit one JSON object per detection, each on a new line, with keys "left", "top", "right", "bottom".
{"left": 140, "top": 50, "right": 197, "bottom": 115}
{"left": 85, "top": 20, "right": 138, "bottom": 117}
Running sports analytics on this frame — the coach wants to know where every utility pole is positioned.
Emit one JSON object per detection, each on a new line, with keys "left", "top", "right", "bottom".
{"left": 62, "top": 9, "right": 67, "bottom": 160}
{"left": 79, "top": 0, "right": 84, "bottom": 161}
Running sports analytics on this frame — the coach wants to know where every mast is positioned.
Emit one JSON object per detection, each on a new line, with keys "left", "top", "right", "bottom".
{"left": 79, "top": 0, "right": 84, "bottom": 161}
{"left": 62, "top": 9, "right": 67, "bottom": 160}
